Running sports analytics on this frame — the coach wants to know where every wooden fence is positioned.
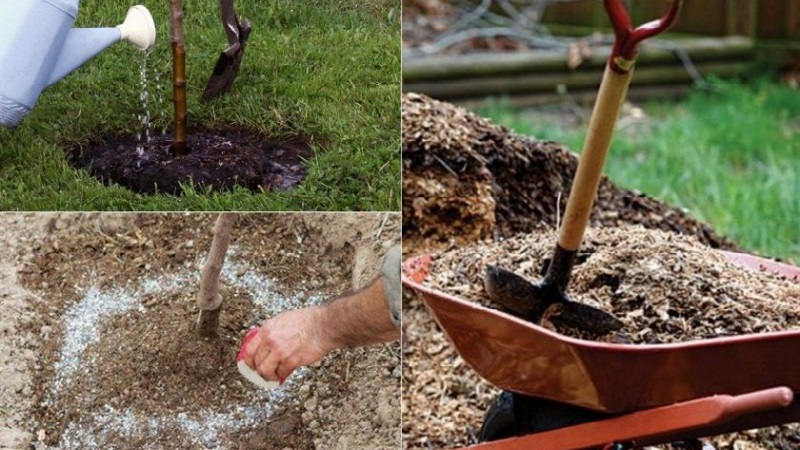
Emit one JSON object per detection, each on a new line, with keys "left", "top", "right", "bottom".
{"left": 404, "top": 36, "right": 754, "bottom": 106}
{"left": 402, "top": 0, "right": 800, "bottom": 105}
{"left": 543, "top": 0, "right": 800, "bottom": 42}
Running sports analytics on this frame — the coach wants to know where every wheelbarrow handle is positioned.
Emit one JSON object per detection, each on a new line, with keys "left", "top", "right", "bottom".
{"left": 604, "top": 0, "right": 684, "bottom": 73}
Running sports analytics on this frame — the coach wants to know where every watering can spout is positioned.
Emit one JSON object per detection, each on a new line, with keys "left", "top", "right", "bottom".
{"left": 47, "top": 5, "right": 156, "bottom": 87}
{"left": 0, "top": 1, "right": 156, "bottom": 128}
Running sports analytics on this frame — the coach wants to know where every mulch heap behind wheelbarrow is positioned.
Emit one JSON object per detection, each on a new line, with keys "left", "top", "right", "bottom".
{"left": 401, "top": 92, "right": 737, "bottom": 254}
{"left": 401, "top": 93, "right": 799, "bottom": 449}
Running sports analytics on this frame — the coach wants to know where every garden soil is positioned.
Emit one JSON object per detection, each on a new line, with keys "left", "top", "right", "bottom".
{"left": 401, "top": 93, "right": 799, "bottom": 449}
{"left": 0, "top": 212, "right": 400, "bottom": 450}
{"left": 68, "top": 130, "right": 314, "bottom": 195}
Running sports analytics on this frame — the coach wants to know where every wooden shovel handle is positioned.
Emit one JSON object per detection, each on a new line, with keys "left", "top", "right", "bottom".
{"left": 558, "top": 64, "right": 633, "bottom": 251}
{"left": 558, "top": 1, "right": 682, "bottom": 251}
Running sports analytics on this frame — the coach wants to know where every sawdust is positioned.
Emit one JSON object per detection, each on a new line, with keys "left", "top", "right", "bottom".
{"left": 2, "top": 213, "right": 400, "bottom": 450}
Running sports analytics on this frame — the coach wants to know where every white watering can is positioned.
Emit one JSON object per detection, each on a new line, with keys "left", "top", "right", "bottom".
{"left": 0, "top": 0, "right": 157, "bottom": 128}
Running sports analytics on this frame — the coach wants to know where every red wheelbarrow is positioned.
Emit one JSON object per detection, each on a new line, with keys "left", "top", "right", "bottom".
{"left": 403, "top": 0, "right": 799, "bottom": 447}
{"left": 402, "top": 251, "right": 800, "bottom": 449}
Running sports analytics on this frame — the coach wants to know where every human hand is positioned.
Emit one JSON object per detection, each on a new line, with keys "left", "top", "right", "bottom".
{"left": 241, "top": 306, "right": 335, "bottom": 383}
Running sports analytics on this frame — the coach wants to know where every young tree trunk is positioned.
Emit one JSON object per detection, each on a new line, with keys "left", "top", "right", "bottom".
{"left": 197, "top": 213, "right": 236, "bottom": 337}
{"left": 169, "top": 0, "right": 188, "bottom": 156}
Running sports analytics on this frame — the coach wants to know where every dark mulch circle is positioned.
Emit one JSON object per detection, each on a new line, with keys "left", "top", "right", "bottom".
{"left": 68, "top": 129, "right": 314, "bottom": 195}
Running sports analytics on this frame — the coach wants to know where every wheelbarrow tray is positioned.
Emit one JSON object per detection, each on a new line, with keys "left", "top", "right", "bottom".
{"left": 402, "top": 251, "right": 800, "bottom": 414}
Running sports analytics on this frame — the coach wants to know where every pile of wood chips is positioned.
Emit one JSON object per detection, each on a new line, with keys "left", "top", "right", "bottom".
{"left": 405, "top": 227, "right": 800, "bottom": 449}
{"left": 425, "top": 226, "right": 800, "bottom": 344}
{"left": 401, "top": 93, "right": 799, "bottom": 450}
{"left": 402, "top": 93, "right": 737, "bottom": 254}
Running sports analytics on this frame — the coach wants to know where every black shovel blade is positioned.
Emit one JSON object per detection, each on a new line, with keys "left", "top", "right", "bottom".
{"left": 484, "top": 265, "right": 549, "bottom": 319}
{"left": 202, "top": 18, "right": 252, "bottom": 102}
{"left": 552, "top": 300, "right": 624, "bottom": 335}
{"left": 484, "top": 265, "right": 623, "bottom": 335}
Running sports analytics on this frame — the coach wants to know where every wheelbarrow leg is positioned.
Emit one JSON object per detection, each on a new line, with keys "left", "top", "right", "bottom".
{"left": 479, "top": 391, "right": 609, "bottom": 442}
{"left": 478, "top": 391, "right": 515, "bottom": 441}
{"left": 202, "top": 0, "right": 252, "bottom": 101}
{"left": 479, "top": 392, "right": 716, "bottom": 449}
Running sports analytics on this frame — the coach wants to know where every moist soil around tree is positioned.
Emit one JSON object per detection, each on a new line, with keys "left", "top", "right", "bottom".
{"left": 68, "top": 130, "right": 314, "bottom": 195}
{"left": 401, "top": 94, "right": 798, "bottom": 449}
{"left": 2, "top": 212, "right": 400, "bottom": 450}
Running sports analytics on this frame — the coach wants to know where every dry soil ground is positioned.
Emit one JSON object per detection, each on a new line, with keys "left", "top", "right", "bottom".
{"left": 0, "top": 212, "right": 400, "bottom": 450}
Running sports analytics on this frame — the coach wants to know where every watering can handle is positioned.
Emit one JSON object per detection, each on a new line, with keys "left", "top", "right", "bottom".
{"left": 605, "top": 0, "right": 683, "bottom": 73}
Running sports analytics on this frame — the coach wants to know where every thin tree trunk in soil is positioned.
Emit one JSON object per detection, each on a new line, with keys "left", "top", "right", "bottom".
{"left": 170, "top": 0, "right": 188, "bottom": 156}
{"left": 197, "top": 213, "right": 236, "bottom": 337}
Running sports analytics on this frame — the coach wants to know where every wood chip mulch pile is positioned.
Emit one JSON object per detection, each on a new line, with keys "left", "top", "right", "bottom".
{"left": 426, "top": 226, "right": 800, "bottom": 343}
{"left": 402, "top": 93, "right": 738, "bottom": 255}
{"left": 401, "top": 93, "right": 799, "bottom": 450}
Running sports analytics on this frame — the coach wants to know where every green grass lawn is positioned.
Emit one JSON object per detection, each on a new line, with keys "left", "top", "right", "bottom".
{"left": 478, "top": 79, "right": 800, "bottom": 263}
{"left": 0, "top": 0, "right": 400, "bottom": 211}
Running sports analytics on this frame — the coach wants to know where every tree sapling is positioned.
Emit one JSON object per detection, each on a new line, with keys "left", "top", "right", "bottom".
{"left": 197, "top": 213, "right": 237, "bottom": 336}
{"left": 169, "top": 0, "right": 188, "bottom": 155}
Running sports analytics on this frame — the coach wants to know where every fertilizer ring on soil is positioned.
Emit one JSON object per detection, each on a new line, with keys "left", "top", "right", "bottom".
{"left": 68, "top": 129, "right": 314, "bottom": 195}
{"left": 34, "top": 256, "right": 321, "bottom": 448}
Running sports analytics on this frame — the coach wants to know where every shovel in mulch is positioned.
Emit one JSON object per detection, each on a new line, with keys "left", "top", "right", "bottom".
{"left": 484, "top": 0, "right": 683, "bottom": 336}
{"left": 202, "top": 0, "right": 252, "bottom": 101}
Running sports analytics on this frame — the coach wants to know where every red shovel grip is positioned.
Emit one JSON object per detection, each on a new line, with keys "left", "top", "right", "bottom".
{"left": 605, "top": 0, "right": 683, "bottom": 73}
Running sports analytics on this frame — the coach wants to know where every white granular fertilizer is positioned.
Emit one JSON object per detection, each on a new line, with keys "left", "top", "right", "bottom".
{"left": 43, "top": 249, "right": 323, "bottom": 449}
{"left": 222, "top": 259, "right": 326, "bottom": 316}
{"left": 56, "top": 375, "right": 309, "bottom": 450}
{"left": 141, "top": 271, "right": 194, "bottom": 295}
{"left": 51, "top": 285, "right": 145, "bottom": 397}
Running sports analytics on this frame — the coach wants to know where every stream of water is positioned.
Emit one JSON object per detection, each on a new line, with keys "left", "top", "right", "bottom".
{"left": 135, "top": 50, "right": 151, "bottom": 159}
{"left": 135, "top": 50, "right": 167, "bottom": 162}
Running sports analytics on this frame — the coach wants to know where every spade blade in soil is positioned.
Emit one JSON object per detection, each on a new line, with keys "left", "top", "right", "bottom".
{"left": 484, "top": 264, "right": 622, "bottom": 334}
{"left": 202, "top": 18, "right": 252, "bottom": 102}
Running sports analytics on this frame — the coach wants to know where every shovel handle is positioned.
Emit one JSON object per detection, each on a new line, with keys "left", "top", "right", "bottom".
{"left": 558, "top": 65, "right": 632, "bottom": 251}
{"left": 557, "top": 0, "right": 682, "bottom": 251}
